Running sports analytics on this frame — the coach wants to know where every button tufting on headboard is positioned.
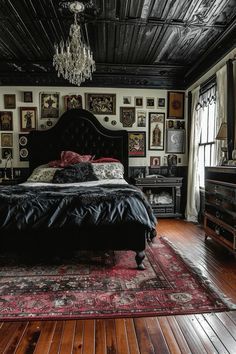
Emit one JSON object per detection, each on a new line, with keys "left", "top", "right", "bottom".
{"left": 28, "top": 109, "right": 129, "bottom": 179}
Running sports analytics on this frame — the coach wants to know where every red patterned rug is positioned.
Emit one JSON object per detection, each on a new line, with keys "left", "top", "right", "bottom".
{"left": 0, "top": 237, "right": 233, "bottom": 321}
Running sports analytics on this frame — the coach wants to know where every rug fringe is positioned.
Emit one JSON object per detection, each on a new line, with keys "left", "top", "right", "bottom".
{"left": 160, "top": 236, "right": 236, "bottom": 311}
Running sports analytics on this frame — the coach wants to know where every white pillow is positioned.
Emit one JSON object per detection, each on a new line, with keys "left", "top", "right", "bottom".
{"left": 92, "top": 162, "right": 124, "bottom": 180}
{"left": 27, "top": 165, "right": 62, "bottom": 183}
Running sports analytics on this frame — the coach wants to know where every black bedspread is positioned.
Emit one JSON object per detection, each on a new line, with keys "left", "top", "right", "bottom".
{"left": 0, "top": 183, "right": 156, "bottom": 234}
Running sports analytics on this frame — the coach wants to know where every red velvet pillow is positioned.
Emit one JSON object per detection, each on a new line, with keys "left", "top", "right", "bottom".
{"left": 49, "top": 151, "right": 92, "bottom": 167}
{"left": 92, "top": 157, "right": 120, "bottom": 163}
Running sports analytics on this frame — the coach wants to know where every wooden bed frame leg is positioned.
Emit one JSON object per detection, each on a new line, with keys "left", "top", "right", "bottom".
{"left": 135, "top": 251, "right": 145, "bottom": 270}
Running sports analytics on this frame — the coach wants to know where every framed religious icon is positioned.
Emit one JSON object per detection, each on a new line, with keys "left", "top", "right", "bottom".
{"left": 167, "top": 91, "right": 185, "bottom": 119}
{"left": 23, "top": 91, "right": 33, "bottom": 103}
{"left": 4, "top": 94, "right": 16, "bottom": 109}
{"left": 64, "top": 95, "right": 82, "bottom": 110}
{"left": 150, "top": 156, "right": 161, "bottom": 167}
{"left": 120, "top": 107, "right": 135, "bottom": 127}
{"left": 0, "top": 111, "right": 13, "bottom": 130}
{"left": 135, "top": 97, "right": 143, "bottom": 107}
{"left": 148, "top": 112, "right": 165, "bottom": 150}
{"left": 40, "top": 92, "right": 60, "bottom": 119}
{"left": 128, "top": 132, "right": 146, "bottom": 157}
{"left": 1, "top": 132, "right": 13, "bottom": 147}
{"left": 166, "top": 129, "right": 185, "bottom": 153}
{"left": 85, "top": 93, "right": 116, "bottom": 115}
{"left": 20, "top": 107, "right": 37, "bottom": 131}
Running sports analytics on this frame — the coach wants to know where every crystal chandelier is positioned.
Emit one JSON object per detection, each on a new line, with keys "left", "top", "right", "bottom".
{"left": 53, "top": 1, "right": 95, "bottom": 86}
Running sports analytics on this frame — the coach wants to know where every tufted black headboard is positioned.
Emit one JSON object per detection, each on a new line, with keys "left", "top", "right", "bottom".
{"left": 28, "top": 109, "right": 129, "bottom": 179}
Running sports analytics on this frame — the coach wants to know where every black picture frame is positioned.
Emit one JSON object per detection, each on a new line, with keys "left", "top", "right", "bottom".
{"left": 128, "top": 131, "right": 146, "bottom": 157}
{"left": 120, "top": 107, "right": 135, "bottom": 127}
{"left": 23, "top": 91, "right": 33, "bottom": 103}
{"left": 148, "top": 112, "right": 165, "bottom": 151}
{"left": 85, "top": 93, "right": 116, "bottom": 115}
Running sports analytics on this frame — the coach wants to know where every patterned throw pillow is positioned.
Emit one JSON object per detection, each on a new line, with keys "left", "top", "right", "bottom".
{"left": 92, "top": 162, "right": 124, "bottom": 180}
{"left": 27, "top": 166, "right": 62, "bottom": 182}
{"left": 52, "top": 162, "right": 98, "bottom": 183}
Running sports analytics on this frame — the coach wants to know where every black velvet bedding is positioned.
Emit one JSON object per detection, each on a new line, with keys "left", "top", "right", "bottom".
{"left": 0, "top": 183, "right": 156, "bottom": 236}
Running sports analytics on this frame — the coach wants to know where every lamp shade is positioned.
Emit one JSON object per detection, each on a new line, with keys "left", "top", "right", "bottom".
{"left": 216, "top": 122, "right": 227, "bottom": 140}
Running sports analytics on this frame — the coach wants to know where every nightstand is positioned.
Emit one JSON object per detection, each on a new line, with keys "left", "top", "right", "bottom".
{"left": 0, "top": 178, "right": 23, "bottom": 185}
{"left": 135, "top": 176, "right": 183, "bottom": 218}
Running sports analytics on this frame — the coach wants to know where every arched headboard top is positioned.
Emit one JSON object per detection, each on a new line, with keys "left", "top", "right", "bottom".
{"left": 28, "top": 109, "right": 128, "bottom": 179}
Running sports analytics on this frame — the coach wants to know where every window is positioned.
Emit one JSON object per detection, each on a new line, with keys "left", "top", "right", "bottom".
{"left": 198, "top": 85, "right": 216, "bottom": 188}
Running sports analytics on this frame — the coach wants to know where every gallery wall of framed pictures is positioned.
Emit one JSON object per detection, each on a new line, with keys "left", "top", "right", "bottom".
{"left": 0, "top": 87, "right": 187, "bottom": 170}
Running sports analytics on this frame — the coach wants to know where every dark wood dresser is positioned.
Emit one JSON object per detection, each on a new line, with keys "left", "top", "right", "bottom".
{"left": 204, "top": 166, "right": 236, "bottom": 255}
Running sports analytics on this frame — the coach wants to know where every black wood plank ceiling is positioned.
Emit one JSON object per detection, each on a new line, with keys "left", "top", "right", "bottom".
{"left": 0, "top": 0, "right": 235, "bottom": 89}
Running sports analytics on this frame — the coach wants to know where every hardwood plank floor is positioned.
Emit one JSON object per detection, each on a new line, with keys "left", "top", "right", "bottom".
{"left": 1, "top": 219, "right": 236, "bottom": 353}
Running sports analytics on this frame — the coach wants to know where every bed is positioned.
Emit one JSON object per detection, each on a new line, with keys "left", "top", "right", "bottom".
{"left": 0, "top": 109, "right": 156, "bottom": 269}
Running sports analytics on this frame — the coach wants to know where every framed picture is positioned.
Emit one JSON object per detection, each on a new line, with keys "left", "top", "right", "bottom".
{"left": 168, "top": 120, "right": 186, "bottom": 129}
{"left": 120, "top": 107, "right": 135, "bottom": 127}
{"left": 4, "top": 94, "right": 16, "bottom": 109}
{"left": 123, "top": 96, "right": 131, "bottom": 105}
{"left": 166, "top": 129, "right": 185, "bottom": 153}
{"left": 1, "top": 133, "right": 13, "bottom": 147}
{"left": 85, "top": 93, "right": 116, "bottom": 115}
{"left": 157, "top": 98, "right": 165, "bottom": 108}
{"left": 128, "top": 132, "right": 146, "bottom": 157}
{"left": 135, "top": 97, "right": 143, "bottom": 107}
{"left": 64, "top": 95, "right": 82, "bottom": 110}
{"left": 23, "top": 91, "right": 33, "bottom": 103}
{"left": 137, "top": 110, "right": 146, "bottom": 127}
{"left": 167, "top": 91, "right": 185, "bottom": 119}
{"left": 148, "top": 112, "right": 165, "bottom": 150}
{"left": 20, "top": 107, "right": 37, "bottom": 131}
{"left": 40, "top": 92, "right": 60, "bottom": 119}
{"left": 0, "top": 111, "right": 13, "bottom": 130}
{"left": 146, "top": 97, "right": 155, "bottom": 108}
{"left": 2, "top": 148, "right": 13, "bottom": 159}
{"left": 150, "top": 156, "right": 161, "bottom": 167}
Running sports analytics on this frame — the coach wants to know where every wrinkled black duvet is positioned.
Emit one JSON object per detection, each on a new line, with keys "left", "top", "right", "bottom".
{"left": 0, "top": 183, "right": 157, "bottom": 233}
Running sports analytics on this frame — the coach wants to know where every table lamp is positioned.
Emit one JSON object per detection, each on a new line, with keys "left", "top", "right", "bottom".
{"left": 215, "top": 122, "right": 227, "bottom": 165}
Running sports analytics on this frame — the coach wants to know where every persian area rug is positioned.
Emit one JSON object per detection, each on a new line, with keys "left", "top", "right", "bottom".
{"left": 0, "top": 237, "right": 233, "bottom": 321}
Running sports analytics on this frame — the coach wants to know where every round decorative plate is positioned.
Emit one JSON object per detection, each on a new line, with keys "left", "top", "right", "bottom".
{"left": 19, "top": 136, "right": 28, "bottom": 146}
{"left": 20, "top": 148, "right": 28, "bottom": 158}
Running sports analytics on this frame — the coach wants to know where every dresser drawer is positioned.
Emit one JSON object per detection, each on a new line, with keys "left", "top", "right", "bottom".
{"left": 205, "top": 203, "right": 236, "bottom": 227}
{"left": 204, "top": 213, "right": 236, "bottom": 250}
{"left": 205, "top": 181, "right": 236, "bottom": 200}
{"left": 205, "top": 193, "right": 236, "bottom": 212}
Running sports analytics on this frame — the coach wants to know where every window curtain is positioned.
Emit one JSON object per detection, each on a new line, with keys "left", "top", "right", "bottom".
{"left": 215, "top": 66, "right": 227, "bottom": 165}
{"left": 185, "top": 86, "right": 201, "bottom": 222}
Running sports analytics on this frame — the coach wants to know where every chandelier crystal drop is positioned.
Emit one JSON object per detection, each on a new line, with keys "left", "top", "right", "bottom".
{"left": 53, "top": 1, "right": 95, "bottom": 86}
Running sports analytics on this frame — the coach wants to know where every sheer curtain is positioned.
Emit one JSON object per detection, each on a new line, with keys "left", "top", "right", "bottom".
{"left": 215, "top": 66, "right": 227, "bottom": 165}
{"left": 185, "top": 86, "right": 201, "bottom": 222}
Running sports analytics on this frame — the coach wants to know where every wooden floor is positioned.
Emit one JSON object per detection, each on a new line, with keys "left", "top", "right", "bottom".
{"left": 1, "top": 219, "right": 236, "bottom": 353}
